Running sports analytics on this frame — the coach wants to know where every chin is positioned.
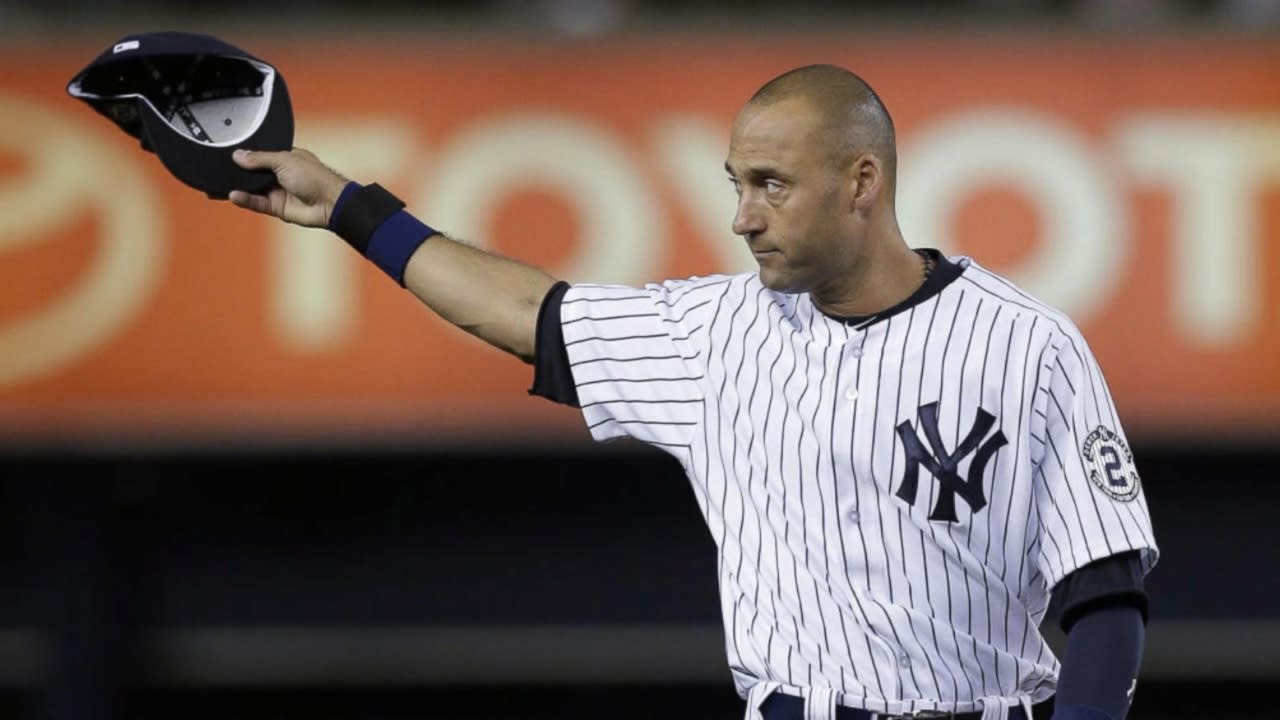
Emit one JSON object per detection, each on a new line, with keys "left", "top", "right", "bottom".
{"left": 756, "top": 266, "right": 804, "bottom": 294}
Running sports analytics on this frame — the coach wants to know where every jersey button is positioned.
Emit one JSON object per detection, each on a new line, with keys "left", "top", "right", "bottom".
{"left": 848, "top": 510, "right": 860, "bottom": 523}
{"left": 897, "top": 653, "right": 911, "bottom": 669}
{"left": 844, "top": 387, "right": 860, "bottom": 401}
{"left": 849, "top": 346, "right": 864, "bottom": 359}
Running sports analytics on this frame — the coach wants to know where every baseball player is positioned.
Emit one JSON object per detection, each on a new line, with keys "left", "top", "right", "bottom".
{"left": 229, "top": 64, "right": 1156, "bottom": 720}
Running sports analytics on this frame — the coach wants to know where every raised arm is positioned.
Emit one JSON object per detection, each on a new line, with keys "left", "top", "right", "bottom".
{"left": 228, "top": 148, "right": 558, "bottom": 362}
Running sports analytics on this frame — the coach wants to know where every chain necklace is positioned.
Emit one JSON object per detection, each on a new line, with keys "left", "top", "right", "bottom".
{"left": 915, "top": 248, "right": 935, "bottom": 281}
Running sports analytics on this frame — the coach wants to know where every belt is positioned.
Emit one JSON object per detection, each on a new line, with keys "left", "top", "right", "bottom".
{"left": 761, "top": 692, "right": 1040, "bottom": 720}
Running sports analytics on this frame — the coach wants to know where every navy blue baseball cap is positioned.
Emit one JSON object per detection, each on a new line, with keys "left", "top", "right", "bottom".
{"left": 67, "top": 32, "right": 293, "bottom": 199}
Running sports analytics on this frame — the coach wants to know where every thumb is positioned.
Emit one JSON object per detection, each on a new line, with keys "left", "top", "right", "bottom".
{"left": 233, "top": 148, "right": 285, "bottom": 170}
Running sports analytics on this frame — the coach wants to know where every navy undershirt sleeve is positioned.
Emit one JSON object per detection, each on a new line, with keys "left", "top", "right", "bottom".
{"left": 528, "top": 281, "right": 580, "bottom": 408}
{"left": 1049, "top": 552, "right": 1149, "bottom": 720}
{"left": 1049, "top": 550, "right": 1148, "bottom": 632}
{"left": 1053, "top": 605, "right": 1145, "bottom": 720}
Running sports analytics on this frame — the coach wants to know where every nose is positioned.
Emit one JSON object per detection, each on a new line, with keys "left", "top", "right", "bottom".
{"left": 732, "top": 191, "right": 765, "bottom": 237}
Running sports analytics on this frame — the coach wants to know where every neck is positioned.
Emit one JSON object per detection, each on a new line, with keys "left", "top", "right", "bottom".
{"left": 810, "top": 228, "right": 923, "bottom": 317}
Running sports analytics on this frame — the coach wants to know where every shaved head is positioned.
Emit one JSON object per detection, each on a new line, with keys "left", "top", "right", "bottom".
{"left": 747, "top": 64, "right": 897, "bottom": 182}
{"left": 726, "top": 63, "right": 908, "bottom": 305}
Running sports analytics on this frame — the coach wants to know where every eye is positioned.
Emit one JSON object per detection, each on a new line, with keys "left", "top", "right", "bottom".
{"left": 764, "top": 178, "right": 785, "bottom": 194}
{"left": 727, "top": 176, "right": 741, "bottom": 194}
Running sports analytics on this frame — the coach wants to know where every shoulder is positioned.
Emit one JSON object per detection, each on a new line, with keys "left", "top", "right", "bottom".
{"left": 953, "top": 256, "right": 1087, "bottom": 357}
{"left": 648, "top": 272, "right": 754, "bottom": 303}
{"left": 560, "top": 273, "right": 760, "bottom": 347}
{"left": 567, "top": 272, "right": 747, "bottom": 301}
{"left": 570, "top": 272, "right": 760, "bottom": 318}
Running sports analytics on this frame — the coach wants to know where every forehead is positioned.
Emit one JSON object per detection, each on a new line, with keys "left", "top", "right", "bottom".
{"left": 727, "top": 96, "right": 827, "bottom": 171}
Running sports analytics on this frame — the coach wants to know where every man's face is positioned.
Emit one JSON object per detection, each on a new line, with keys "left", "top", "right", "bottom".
{"left": 725, "top": 97, "right": 855, "bottom": 295}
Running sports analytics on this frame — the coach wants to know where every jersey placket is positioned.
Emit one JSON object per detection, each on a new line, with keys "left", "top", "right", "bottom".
{"left": 846, "top": 315, "right": 939, "bottom": 709}
{"left": 827, "top": 320, "right": 902, "bottom": 703}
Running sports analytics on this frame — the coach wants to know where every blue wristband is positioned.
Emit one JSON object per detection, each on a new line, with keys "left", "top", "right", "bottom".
{"left": 327, "top": 181, "right": 438, "bottom": 286}
{"left": 366, "top": 210, "right": 438, "bottom": 286}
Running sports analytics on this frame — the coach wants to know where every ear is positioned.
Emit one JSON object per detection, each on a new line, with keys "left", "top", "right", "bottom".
{"left": 849, "top": 152, "right": 883, "bottom": 210}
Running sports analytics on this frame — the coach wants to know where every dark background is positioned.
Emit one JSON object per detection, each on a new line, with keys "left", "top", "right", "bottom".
{"left": 0, "top": 439, "right": 1273, "bottom": 718}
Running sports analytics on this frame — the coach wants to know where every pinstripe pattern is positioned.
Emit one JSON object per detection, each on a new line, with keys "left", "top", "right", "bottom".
{"left": 558, "top": 258, "right": 1158, "bottom": 717}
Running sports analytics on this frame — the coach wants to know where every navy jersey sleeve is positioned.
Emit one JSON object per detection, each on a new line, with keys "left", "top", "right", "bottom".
{"left": 528, "top": 281, "right": 579, "bottom": 408}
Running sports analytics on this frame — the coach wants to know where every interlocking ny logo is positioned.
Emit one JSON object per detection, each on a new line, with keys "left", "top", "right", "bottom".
{"left": 895, "top": 403, "right": 1008, "bottom": 523}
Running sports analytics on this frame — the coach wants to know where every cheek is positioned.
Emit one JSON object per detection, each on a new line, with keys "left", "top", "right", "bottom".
{"left": 786, "top": 209, "right": 837, "bottom": 261}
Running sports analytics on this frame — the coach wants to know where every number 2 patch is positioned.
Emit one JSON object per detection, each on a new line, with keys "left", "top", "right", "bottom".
{"left": 1082, "top": 427, "right": 1141, "bottom": 502}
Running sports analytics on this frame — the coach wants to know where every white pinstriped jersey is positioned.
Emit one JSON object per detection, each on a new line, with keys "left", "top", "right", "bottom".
{"left": 558, "top": 255, "right": 1158, "bottom": 719}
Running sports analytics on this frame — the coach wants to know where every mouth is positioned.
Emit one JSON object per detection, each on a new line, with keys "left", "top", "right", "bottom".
{"left": 750, "top": 247, "right": 779, "bottom": 259}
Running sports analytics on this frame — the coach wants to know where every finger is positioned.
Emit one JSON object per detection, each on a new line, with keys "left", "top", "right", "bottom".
{"left": 232, "top": 148, "right": 287, "bottom": 171}
{"left": 228, "top": 190, "right": 275, "bottom": 215}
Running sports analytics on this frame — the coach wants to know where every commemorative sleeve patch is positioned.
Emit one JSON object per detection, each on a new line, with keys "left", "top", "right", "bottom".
{"left": 1082, "top": 426, "right": 1141, "bottom": 502}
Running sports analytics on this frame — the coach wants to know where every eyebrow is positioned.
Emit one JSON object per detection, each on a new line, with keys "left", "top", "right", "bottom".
{"left": 725, "top": 161, "right": 788, "bottom": 182}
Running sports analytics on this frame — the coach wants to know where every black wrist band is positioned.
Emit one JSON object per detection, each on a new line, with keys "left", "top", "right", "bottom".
{"left": 331, "top": 183, "right": 406, "bottom": 254}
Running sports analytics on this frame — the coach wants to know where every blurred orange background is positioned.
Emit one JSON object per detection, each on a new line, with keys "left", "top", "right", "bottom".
{"left": 2, "top": 35, "right": 1278, "bottom": 442}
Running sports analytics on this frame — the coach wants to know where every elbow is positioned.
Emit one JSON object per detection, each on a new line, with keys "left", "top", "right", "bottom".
{"left": 513, "top": 285, "right": 551, "bottom": 364}
{"left": 490, "top": 298, "right": 542, "bottom": 364}
{"left": 459, "top": 320, "right": 536, "bottom": 364}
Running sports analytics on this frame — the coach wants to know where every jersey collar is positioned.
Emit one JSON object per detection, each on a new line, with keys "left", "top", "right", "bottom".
{"left": 816, "top": 248, "right": 965, "bottom": 330}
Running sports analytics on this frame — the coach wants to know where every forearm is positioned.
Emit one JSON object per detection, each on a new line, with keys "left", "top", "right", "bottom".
{"left": 400, "top": 235, "right": 557, "bottom": 363}
{"left": 1053, "top": 605, "right": 1145, "bottom": 720}
{"left": 326, "top": 179, "right": 556, "bottom": 362}
{"left": 226, "top": 153, "right": 559, "bottom": 363}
